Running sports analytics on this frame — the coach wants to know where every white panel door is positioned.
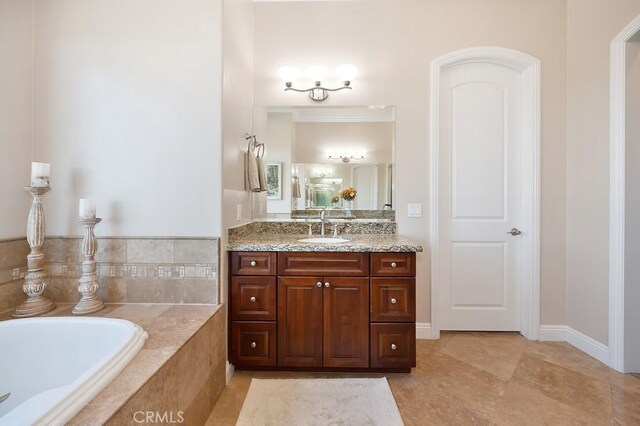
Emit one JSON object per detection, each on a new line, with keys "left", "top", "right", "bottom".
{"left": 352, "top": 165, "right": 378, "bottom": 210}
{"left": 436, "top": 62, "right": 524, "bottom": 330}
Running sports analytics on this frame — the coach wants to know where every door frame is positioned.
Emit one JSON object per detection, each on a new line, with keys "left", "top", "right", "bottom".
{"left": 430, "top": 46, "right": 541, "bottom": 340}
{"left": 609, "top": 14, "right": 640, "bottom": 372}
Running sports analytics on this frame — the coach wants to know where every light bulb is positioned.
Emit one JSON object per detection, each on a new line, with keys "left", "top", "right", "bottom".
{"left": 278, "top": 66, "right": 299, "bottom": 83}
{"left": 307, "top": 66, "right": 328, "bottom": 82}
{"left": 337, "top": 64, "right": 358, "bottom": 82}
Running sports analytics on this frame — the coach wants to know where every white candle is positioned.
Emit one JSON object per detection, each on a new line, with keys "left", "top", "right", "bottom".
{"left": 79, "top": 199, "right": 96, "bottom": 219}
{"left": 31, "top": 162, "right": 50, "bottom": 187}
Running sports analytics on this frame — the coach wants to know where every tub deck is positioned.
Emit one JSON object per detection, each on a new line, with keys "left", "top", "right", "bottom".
{"left": 0, "top": 303, "right": 226, "bottom": 425}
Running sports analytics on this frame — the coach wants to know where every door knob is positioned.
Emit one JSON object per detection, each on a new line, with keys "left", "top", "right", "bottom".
{"left": 250, "top": 341, "right": 257, "bottom": 348}
{"left": 250, "top": 296, "right": 256, "bottom": 302}
{"left": 507, "top": 228, "right": 522, "bottom": 236}
{"left": 390, "top": 343, "right": 397, "bottom": 350}
{"left": 390, "top": 297, "right": 397, "bottom": 304}
{"left": 324, "top": 282, "right": 331, "bottom": 288}
{"left": 250, "top": 261, "right": 257, "bottom": 266}
{"left": 316, "top": 282, "right": 322, "bottom": 288}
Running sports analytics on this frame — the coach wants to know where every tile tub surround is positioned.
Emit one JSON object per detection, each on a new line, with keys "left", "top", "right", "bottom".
{"left": 0, "top": 303, "right": 227, "bottom": 425}
{"left": 42, "top": 237, "right": 219, "bottom": 305}
{"left": 228, "top": 220, "right": 397, "bottom": 242}
{"left": 0, "top": 238, "right": 29, "bottom": 313}
{"left": 228, "top": 233, "right": 422, "bottom": 253}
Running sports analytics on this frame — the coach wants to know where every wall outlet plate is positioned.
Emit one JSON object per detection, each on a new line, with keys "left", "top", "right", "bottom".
{"left": 408, "top": 203, "right": 422, "bottom": 218}
{"left": 236, "top": 204, "right": 242, "bottom": 221}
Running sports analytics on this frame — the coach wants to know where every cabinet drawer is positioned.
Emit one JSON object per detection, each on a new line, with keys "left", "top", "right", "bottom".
{"left": 370, "top": 323, "right": 416, "bottom": 368}
{"left": 370, "top": 278, "right": 416, "bottom": 322}
{"left": 278, "top": 252, "right": 369, "bottom": 276}
{"left": 371, "top": 253, "right": 416, "bottom": 276}
{"left": 231, "top": 322, "right": 277, "bottom": 367}
{"left": 231, "top": 252, "right": 276, "bottom": 276}
{"left": 231, "top": 277, "right": 276, "bottom": 321}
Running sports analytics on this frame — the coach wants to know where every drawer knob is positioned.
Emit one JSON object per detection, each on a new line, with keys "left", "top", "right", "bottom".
{"left": 391, "top": 343, "right": 397, "bottom": 350}
{"left": 250, "top": 341, "right": 257, "bottom": 348}
{"left": 316, "top": 281, "right": 322, "bottom": 288}
{"left": 390, "top": 297, "right": 397, "bottom": 304}
{"left": 250, "top": 261, "right": 257, "bottom": 267}
{"left": 391, "top": 262, "right": 397, "bottom": 268}
{"left": 250, "top": 296, "right": 257, "bottom": 302}
{"left": 324, "top": 282, "right": 330, "bottom": 288}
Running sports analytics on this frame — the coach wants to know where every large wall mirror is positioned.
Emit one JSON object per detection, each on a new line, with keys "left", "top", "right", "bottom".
{"left": 252, "top": 106, "right": 395, "bottom": 219}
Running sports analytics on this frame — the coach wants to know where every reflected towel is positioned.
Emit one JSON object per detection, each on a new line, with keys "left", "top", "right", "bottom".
{"left": 292, "top": 176, "right": 301, "bottom": 198}
{"left": 257, "top": 156, "right": 268, "bottom": 192}
{"left": 245, "top": 150, "right": 260, "bottom": 192}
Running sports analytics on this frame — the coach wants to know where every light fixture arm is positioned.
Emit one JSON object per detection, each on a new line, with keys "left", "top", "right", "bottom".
{"left": 284, "top": 80, "right": 352, "bottom": 101}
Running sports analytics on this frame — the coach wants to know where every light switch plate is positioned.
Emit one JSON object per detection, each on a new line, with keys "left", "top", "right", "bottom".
{"left": 407, "top": 203, "right": 422, "bottom": 218}
{"left": 236, "top": 204, "right": 242, "bottom": 221}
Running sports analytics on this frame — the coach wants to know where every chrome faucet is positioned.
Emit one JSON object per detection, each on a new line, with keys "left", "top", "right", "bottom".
{"left": 320, "top": 209, "right": 327, "bottom": 237}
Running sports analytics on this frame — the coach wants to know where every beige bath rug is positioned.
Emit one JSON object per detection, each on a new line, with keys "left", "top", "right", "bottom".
{"left": 236, "top": 378, "right": 404, "bottom": 426}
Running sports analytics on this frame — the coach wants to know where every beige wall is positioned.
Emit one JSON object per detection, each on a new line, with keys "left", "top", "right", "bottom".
{"left": 254, "top": 0, "right": 568, "bottom": 325}
{"left": 625, "top": 40, "right": 640, "bottom": 370}
{"left": 566, "top": 0, "right": 640, "bottom": 345}
{"left": 221, "top": 0, "right": 254, "bottom": 304}
{"left": 0, "top": 0, "right": 34, "bottom": 239}
{"left": 293, "top": 122, "right": 393, "bottom": 164}
{"left": 32, "top": 0, "right": 223, "bottom": 237}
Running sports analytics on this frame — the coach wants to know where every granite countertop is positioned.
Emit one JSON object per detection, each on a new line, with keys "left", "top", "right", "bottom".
{"left": 227, "top": 233, "right": 423, "bottom": 252}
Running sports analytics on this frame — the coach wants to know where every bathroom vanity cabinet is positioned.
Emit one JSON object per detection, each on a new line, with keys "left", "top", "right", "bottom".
{"left": 229, "top": 251, "right": 416, "bottom": 372}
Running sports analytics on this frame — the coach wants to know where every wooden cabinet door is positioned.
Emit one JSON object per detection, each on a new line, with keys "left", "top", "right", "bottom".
{"left": 277, "top": 277, "right": 323, "bottom": 367}
{"left": 323, "top": 277, "right": 370, "bottom": 368}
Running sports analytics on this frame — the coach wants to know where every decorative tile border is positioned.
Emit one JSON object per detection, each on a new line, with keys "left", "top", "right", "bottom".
{"left": 0, "top": 237, "right": 219, "bottom": 314}
{"left": 0, "top": 238, "right": 29, "bottom": 312}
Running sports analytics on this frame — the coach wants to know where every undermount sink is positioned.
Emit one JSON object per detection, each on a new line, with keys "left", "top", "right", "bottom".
{"left": 298, "top": 237, "right": 350, "bottom": 244}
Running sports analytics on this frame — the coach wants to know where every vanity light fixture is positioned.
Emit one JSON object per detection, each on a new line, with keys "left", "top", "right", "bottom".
{"left": 278, "top": 64, "right": 358, "bottom": 102}
{"left": 328, "top": 153, "right": 365, "bottom": 163}
{"left": 313, "top": 169, "right": 333, "bottom": 177}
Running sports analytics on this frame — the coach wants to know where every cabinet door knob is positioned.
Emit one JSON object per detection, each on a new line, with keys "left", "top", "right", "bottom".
{"left": 250, "top": 261, "right": 257, "bottom": 267}
{"left": 250, "top": 296, "right": 256, "bottom": 302}
{"left": 250, "top": 341, "right": 257, "bottom": 348}
{"left": 324, "top": 282, "right": 330, "bottom": 288}
{"left": 391, "top": 262, "right": 397, "bottom": 268}
{"left": 390, "top": 297, "right": 397, "bottom": 304}
{"left": 390, "top": 343, "right": 397, "bottom": 350}
{"left": 316, "top": 281, "right": 322, "bottom": 288}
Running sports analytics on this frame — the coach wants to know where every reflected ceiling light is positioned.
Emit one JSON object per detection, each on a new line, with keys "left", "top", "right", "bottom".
{"left": 278, "top": 64, "right": 358, "bottom": 102}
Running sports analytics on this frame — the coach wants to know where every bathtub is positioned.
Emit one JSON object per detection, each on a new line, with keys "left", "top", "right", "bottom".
{"left": 0, "top": 317, "right": 148, "bottom": 426}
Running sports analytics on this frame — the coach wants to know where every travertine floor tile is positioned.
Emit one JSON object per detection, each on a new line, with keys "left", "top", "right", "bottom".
{"left": 510, "top": 353, "right": 612, "bottom": 421}
{"left": 440, "top": 331, "right": 526, "bottom": 380}
{"left": 525, "top": 340, "right": 611, "bottom": 382}
{"left": 611, "top": 371, "right": 640, "bottom": 425}
{"left": 207, "top": 332, "right": 639, "bottom": 425}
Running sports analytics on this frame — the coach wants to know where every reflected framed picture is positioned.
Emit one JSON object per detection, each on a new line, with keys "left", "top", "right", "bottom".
{"left": 267, "top": 162, "right": 282, "bottom": 200}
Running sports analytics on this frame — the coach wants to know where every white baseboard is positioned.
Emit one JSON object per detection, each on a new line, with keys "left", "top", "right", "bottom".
{"left": 226, "top": 361, "right": 234, "bottom": 384}
{"left": 539, "top": 325, "right": 609, "bottom": 365}
{"left": 538, "top": 325, "right": 567, "bottom": 341}
{"left": 416, "top": 322, "right": 437, "bottom": 339}
{"left": 566, "top": 327, "right": 609, "bottom": 365}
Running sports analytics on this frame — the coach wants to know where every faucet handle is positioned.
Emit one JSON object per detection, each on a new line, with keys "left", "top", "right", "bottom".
{"left": 307, "top": 224, "right": 313, "bottom": 236}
